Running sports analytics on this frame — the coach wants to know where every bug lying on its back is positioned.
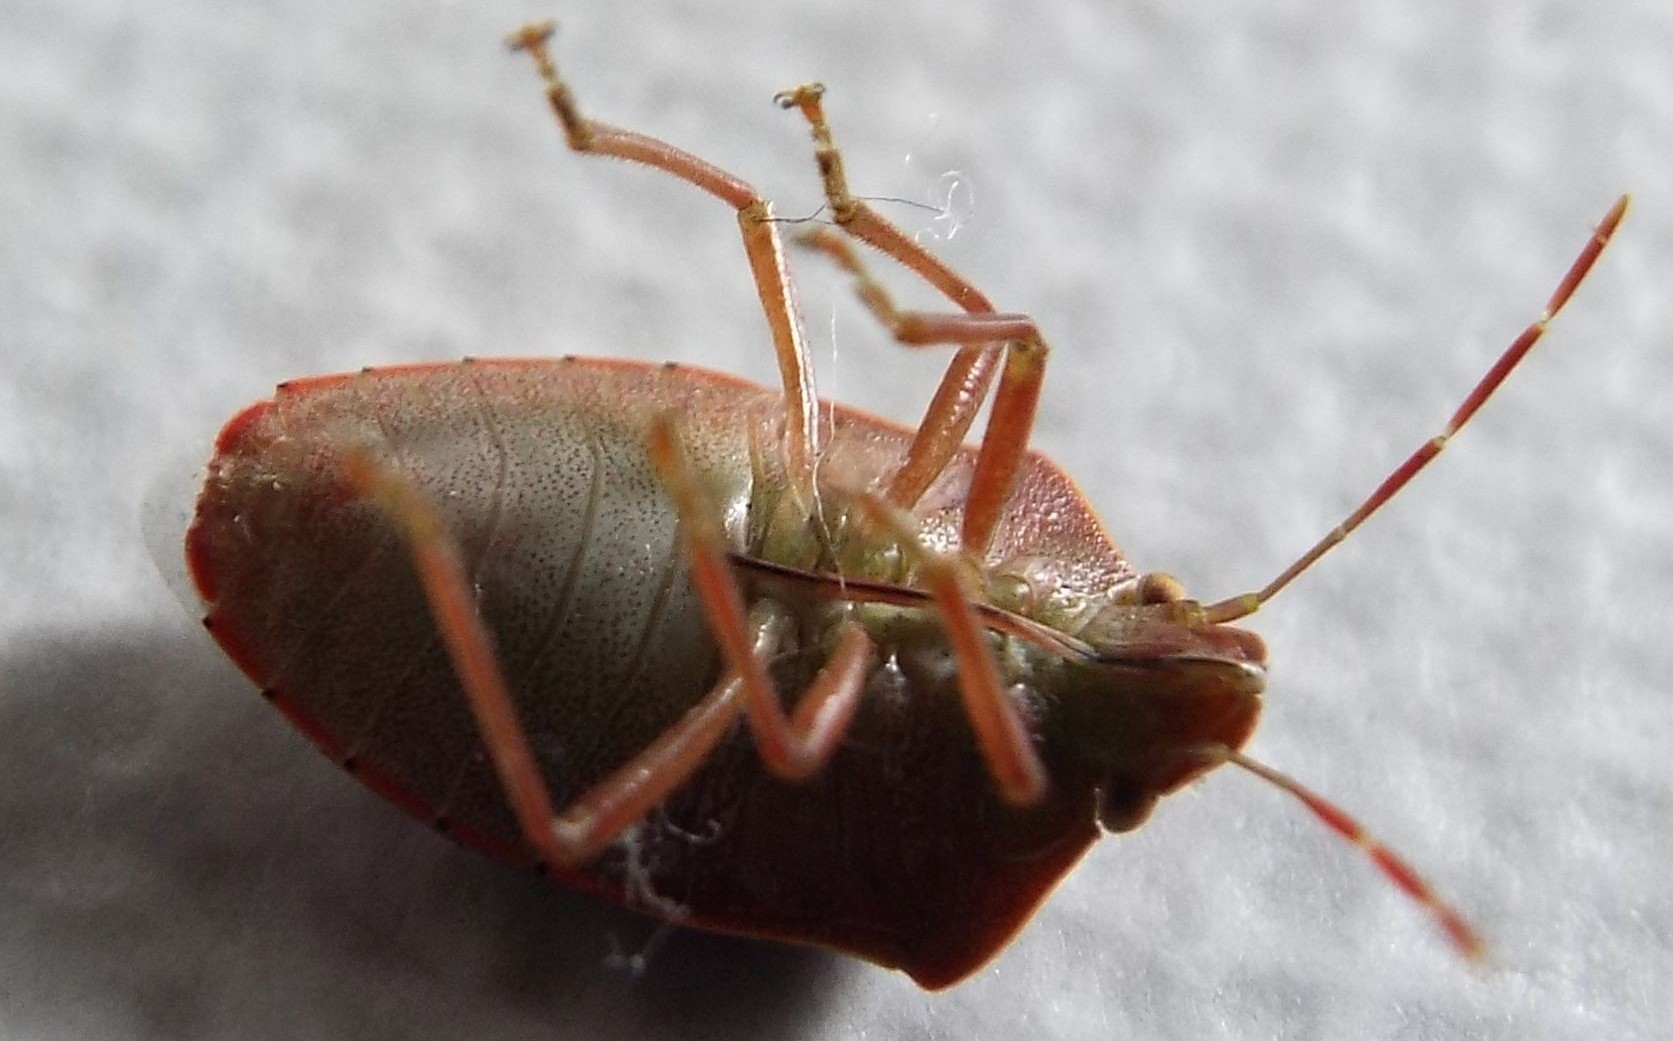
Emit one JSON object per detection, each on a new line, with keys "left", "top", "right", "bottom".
{"left": 182, "top": 18, "right": 1627, "bottom": 988}
{"left": 192, "top": 356, "right": 1253, "bottom": 985}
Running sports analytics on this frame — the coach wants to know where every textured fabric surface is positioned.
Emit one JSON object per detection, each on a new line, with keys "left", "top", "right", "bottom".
{"left": 3, "top": 1, "right": 1669, "bottom": 1038}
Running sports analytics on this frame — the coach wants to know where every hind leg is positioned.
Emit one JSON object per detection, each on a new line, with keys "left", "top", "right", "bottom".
{"left": 342, "top": 439, "right": 875, "bottom": 867}
{"left": 507, "top": 21, "right": 822, "bottom": 500}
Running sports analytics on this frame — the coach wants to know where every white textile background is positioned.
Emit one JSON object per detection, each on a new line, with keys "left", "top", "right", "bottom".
{"left": 3, "top": 1, "right": 1670, "bottom": 1039}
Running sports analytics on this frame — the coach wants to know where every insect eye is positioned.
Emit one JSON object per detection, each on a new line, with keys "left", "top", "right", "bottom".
{"left": 1137, "top": 572, "right": 1188, "bottom": 605}
{"left": 1095, "top": 778, "right": 1159, "bottom": 833}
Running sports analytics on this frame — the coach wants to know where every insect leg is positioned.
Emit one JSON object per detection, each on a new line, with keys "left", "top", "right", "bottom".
{"left": 775, "top": 84, "right": 1008, "bottom": 511}
{"left": 852, "top": 494, "right": 1049, "bottom": 806}
{"left": 339, "top": 443, "right": 870, "bottom": 866}
{"left": 548, "top": 618, "right": 872, "bottom": 862}
{"left": 336, "top": 448, "right": 564, "bottom": 863}
{"left": 1202, "top": 194, "right": 1630, "bottom": 624}
{"left": 507, "top": 21, "right": 821, "bottom": 498}
{"left": 799, "top": 228, "right": 1047, "bottom": 559}
{"left": 547, "top": 607, "right": 858, "bottom": 863}
{"left": 646, "top": 415, "right": 878, "bottom": 781}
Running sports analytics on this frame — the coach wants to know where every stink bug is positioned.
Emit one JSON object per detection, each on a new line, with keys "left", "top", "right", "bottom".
{"left": 181, "top": 19, "right": 1627, "bottom": 988}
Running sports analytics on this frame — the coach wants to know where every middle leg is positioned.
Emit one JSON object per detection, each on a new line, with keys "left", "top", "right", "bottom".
{"left": 776, "top": 85, "right": 1054, "bottom": 557}
{"left": 800, "top": 228, "right": 1049, "bottom": 561}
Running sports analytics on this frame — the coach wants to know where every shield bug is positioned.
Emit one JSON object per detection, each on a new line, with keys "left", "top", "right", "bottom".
{"left": 181, "top": 19, "right": 1627, "bottom": 988}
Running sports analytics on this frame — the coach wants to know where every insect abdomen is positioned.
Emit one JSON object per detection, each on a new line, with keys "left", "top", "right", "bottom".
{"left": 187, "top": 357, "right": 1134, "bottom": 987}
